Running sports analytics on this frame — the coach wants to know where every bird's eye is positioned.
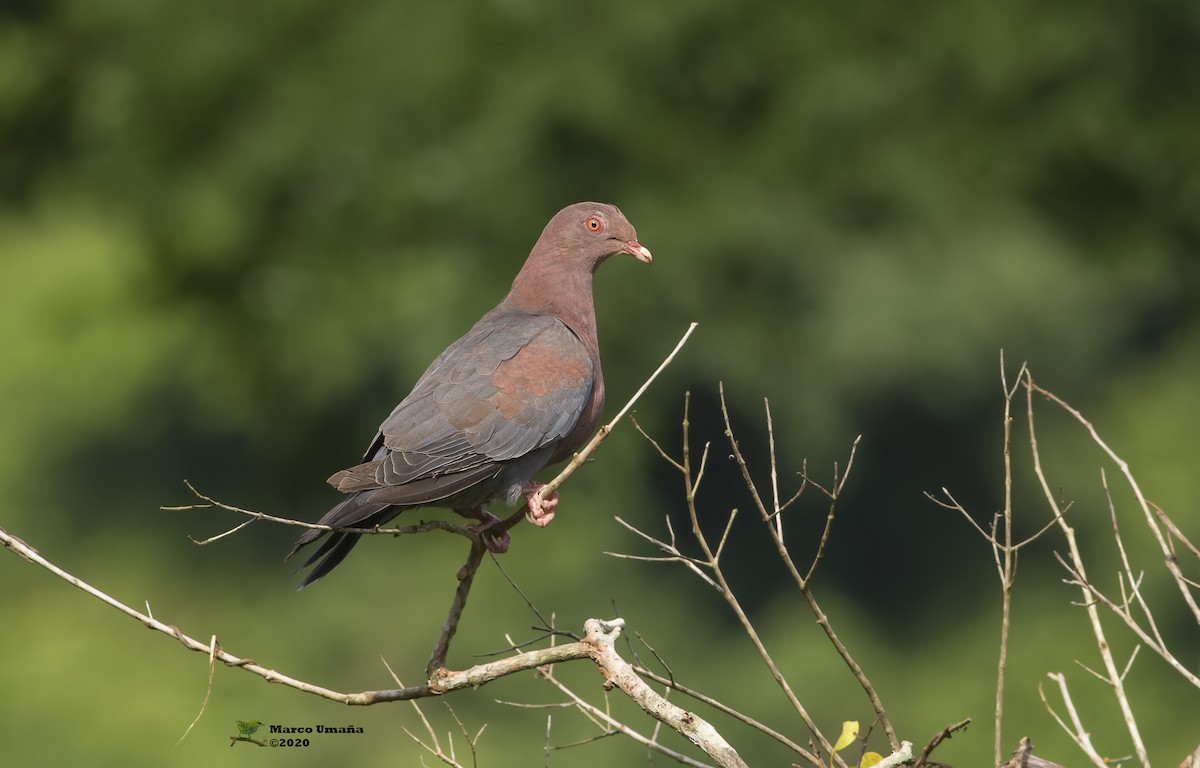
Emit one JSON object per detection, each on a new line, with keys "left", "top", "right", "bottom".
{"left": 585, "top": 215, "right": 604, "bottom": 232}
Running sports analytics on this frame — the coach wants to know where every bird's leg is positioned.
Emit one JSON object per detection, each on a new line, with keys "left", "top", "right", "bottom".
{"left": 458, "top": 508, "right": 511, "bottom": 553}
{"left": 522, "top": 481, "right": 559, "bottom": 527}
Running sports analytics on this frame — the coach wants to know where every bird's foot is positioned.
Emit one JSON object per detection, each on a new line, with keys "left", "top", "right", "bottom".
{"left": 464, "top": 509, "right": 511, "bottom": 554}
{"left": 522, "top": 482, "right": 559, "bottom": 528}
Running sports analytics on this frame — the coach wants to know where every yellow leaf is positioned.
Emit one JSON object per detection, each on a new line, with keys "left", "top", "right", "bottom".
{"left": 832, "top": 721, "right": 859, "bottom": 754}
{"left": 859, "top": 751, "right": 884, "bottom": 767}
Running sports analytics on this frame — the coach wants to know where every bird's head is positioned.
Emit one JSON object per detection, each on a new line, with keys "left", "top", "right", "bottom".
{"left": 535, "top": 202, "right": 652, "bottom": 271}
{"left": 506, "top": 202, "right": 651, "bottom": 320}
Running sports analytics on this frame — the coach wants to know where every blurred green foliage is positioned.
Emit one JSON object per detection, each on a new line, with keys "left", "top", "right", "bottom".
{"left": 1, "top": 0, "right": 1197, "bottom": 765}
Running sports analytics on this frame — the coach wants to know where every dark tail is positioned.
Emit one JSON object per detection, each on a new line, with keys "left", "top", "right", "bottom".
{"left": 286, "top": 493, "right": 397, "bottom": 589}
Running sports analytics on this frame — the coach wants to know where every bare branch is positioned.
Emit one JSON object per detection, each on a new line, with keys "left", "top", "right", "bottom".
{"left": 803, "top": 435, "right": 858, "bottom": 584}
{"left": 911, "top": 718, "right": 972, "bottom": 768}
{"left": 633, "top": 665, "right": 819, "bottom": 762}
{"left": 631, "top": 414, "right": 685, "bottom": 473}
{"left": 427, "top": 542, "right": 488, "bottom": 676}
{"left": 5, "top": 520, "right": 752, "bottom": 765}
{"left": 712, "top": 507, "right": 738, "bottom": 565}
{"left": 167, "top": 479, "right": 478, "bottom": 542}
{"left": 574, "top": 618, "right": 746, "bottom": 768}
{"left": 608, "top": 516, "right": 718, "bottom": 590}
{"left": 176, "top": 633, "right": 218, "bottom": 744}
{"left": 1028, "top": 379, "right": 1200, "bottom": 625}
{"left": 1039, "top": 673, "right": 1109, "bottom": 767}
{"left": 992, "top": 353, "right": 1021, "bottom": 766}
{"left": 1152, "top": 500, "right": 1200, "bottom": 562}
{"left": 1055, "top": 553, "right": 1200, "bottom": 689}
{"left": 698, "top": 389, "right": 835, "bottom": 760}
{"left": 926, "top": 487, "right": 993, "bottom": 543}
{"left": 764, "top": 398, "right": 782, "bottom": 534}
{"left": 488, "top": 554, "right": 556, "bottom": 637}
{"left": 528, "top": 673, "right": 714, "bottom": 768}
{"left": 393, "top": 654, "right": 485, "bottom": 768}
{"left": 1100, "top": 469, "right": 1175, "bottom": 659}
{"left": 718, "top": 384, "right": 896, "bottom": 754}
{"left": 1024, "top": 372, "right": 1151, "bottom": 768}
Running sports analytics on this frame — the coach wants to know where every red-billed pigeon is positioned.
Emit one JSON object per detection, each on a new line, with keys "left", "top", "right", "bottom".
{"left": 287, "top": 202, "right": 651, "bottom": 588}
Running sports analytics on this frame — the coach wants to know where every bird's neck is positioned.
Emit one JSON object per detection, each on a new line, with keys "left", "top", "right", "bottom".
{"left": 505, "top": 254, "right": 608, "bottom": 464}
{"left": 506, "top": 262, "right": 600, "bottom": 352}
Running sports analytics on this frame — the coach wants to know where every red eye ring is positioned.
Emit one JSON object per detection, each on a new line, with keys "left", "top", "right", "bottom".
{"left": 585, "top": 215, "right": 604, "bottom": 232}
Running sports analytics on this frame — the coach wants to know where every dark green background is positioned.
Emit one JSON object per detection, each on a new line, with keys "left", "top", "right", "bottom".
{"left": 2, "top": 1, "right": 1197, "bottom": 765}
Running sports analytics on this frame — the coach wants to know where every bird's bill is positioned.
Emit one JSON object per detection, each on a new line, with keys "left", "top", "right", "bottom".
{"left": 622, "top": 240, "right": 653, "bottom": 264}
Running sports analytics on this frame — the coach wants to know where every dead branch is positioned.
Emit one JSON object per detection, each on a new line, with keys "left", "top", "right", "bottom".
{"left": 613, "top": 386, "right": 925, "bottom": 767}
{"left": 1024, "top": 371, "right": 1150, "bottom": 768}
{"left": 929, "top": 355, "right": 1051, "bottom": 765}
{"left": 718, "top": 383, "right": 897, "bottom": 754}
{"left": 911, "top": 718, "right": 972, "bottom": 768}
{"left": 0, "top": 527, "right": 747, "bottom": 764}
{"left": 1038, "top": 673, "right": 1109, "bottom": 767}
{"left": 1027, "top": 379, "right": 1200, "bottom": 626}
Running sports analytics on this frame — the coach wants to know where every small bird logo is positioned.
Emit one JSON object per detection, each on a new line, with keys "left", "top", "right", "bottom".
{"left": 232, "top": 720, "right": 266, "bottom": 747}
{"left": 237, "top": 720, "right": 264, "bottom": 737}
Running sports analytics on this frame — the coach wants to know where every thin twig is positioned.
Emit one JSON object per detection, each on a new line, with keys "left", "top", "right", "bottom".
{"left": 911, "top": 718, "right": 972, "bottom": 768}
{"left": 803, "top": 435, "right": 859, "bottom": 584}
{"left": 487, "top": 553, "right": 555, "bottom": 640}
{"left": 631, "top": 414, "right": 684, "bottom": 473}
{"left": 607, "top": 516, "right": 718, "bottom": 590}
{"left": 718, "top": 383, "right": 896, "bottom": 754}
{"left": 534, "top": 321, "right": 698, "bottom": 506}
{"left": 1151, "top": 501, "right": 1200, "bottom": 561}
{"left": 167, "top": 480, "right": 478, "bottom": 542}
{"left": 176, "top": 633, "right": 218, "bottom": 744}
{"left": 1055, "top": 553, "right": 1200, "bottom": 688}
{"left": 1039, "top": 673, "right": 1109, "bottom": 767}
{"left": 992, "top": 354, "right": 1023, "bottom": 766}
{"left": 391, "top": 664, "right": 475, "bottom": 768}
{"left": 673, "top": 387, "right": 838, "bottom": 763}
{"left": 525, "top": 670, "right": 713, "bottom": 768}
{"left": 1024, "top": 372, "right": 1150, "bottom": 768}
{"left": 1029, "top": 379, "right": 1200, "bottom": 625}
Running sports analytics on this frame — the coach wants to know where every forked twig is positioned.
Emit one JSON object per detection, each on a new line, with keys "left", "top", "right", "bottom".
{"left": 1027, "top": 378, "right": 1200, "bottom": 625}
{"left": 166, "top": 479, "right": 477, "bottom": 543}
{"left": 1039, "top": 673, "right": 1108, "bottom": 768}
{"left": 718, "top": 383, "right": 896, "bottom": 754}
{"left": 911, "top": 718, "right": 972, "bottom": 768}
{"left": 1024, "top": 371, "right": 1150, "bottom": 768}
{"left": 617, "top": 385, "right": 906, "bottom": 765}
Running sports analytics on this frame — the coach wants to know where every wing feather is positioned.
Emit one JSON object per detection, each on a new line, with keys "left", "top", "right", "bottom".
{"left": 327, "top": 311, "right": 593, "bottom": 499}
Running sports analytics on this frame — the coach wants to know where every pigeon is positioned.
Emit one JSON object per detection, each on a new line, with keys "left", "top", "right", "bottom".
{"left": 287, "top": 202, "right": 651, "bottom": 588}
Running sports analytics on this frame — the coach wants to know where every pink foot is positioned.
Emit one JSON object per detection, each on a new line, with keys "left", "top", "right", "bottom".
{"left": 461, "top": 509, "right": 511, "bottom": 553}
{"left": 523, "top": 482, "right": 559, "bottom": 527}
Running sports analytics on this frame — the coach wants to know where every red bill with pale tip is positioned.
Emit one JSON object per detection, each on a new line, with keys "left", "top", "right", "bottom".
{"left": 622, "top": 240, "right": 653, "bottom": 263}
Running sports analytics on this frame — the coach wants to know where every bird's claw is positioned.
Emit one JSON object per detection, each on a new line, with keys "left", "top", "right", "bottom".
{"left": 467, "top": 510, "right": 511, "bottom": 554}
{"left": 523, "top": 481, "right": 559, "bottom": 527}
